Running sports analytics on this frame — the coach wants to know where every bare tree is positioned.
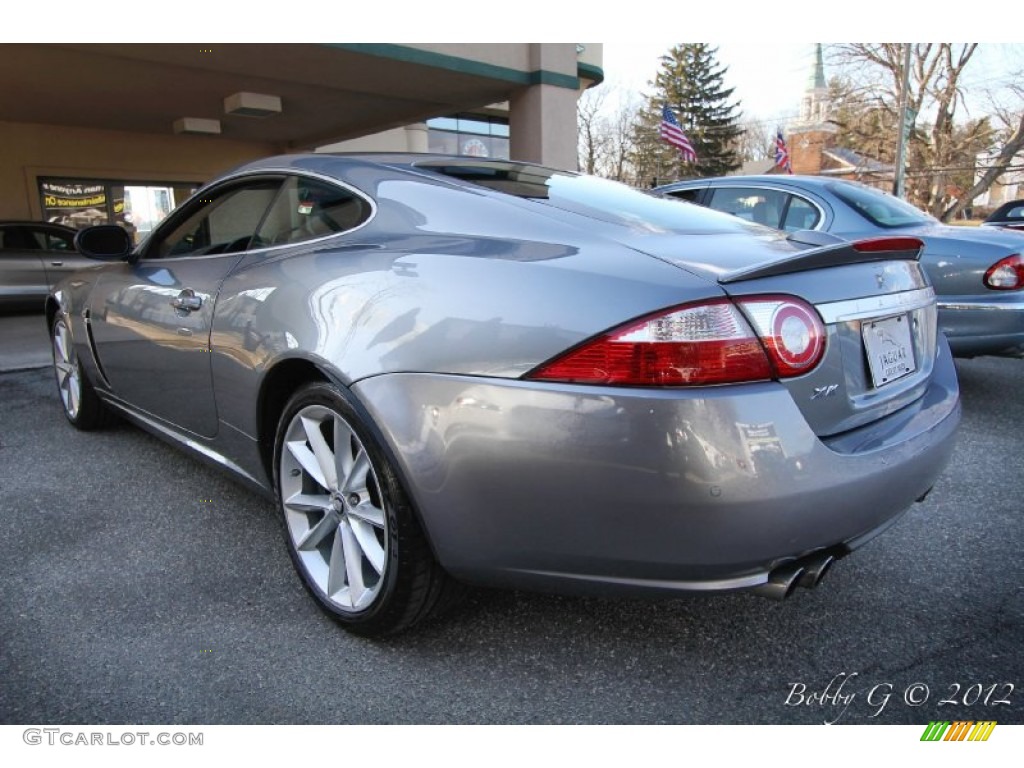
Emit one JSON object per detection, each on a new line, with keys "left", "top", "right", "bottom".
{"left": 577, "top": 87, "right": 609, "bottom": 175}
{"left": 943, "top": 78, "right": 1024, "bottom": 219}
{"left": 736, "top": 117, "right": 773, "bottom": 163}
{"left": 576, "top": 86, "right": 641, "bottom": 183}
{"left": 829, "top": 44, "right": 1014, "bottom": 219}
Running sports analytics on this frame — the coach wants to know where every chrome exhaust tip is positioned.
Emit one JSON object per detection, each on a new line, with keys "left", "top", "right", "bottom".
{"left": 752, "top": 563, "right": 805, "bottom": 601}
{"left": 797, "top": 554, "right": 835, "bottom": 589}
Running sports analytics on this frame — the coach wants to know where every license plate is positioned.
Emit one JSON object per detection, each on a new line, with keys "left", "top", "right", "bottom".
{"left": 862, "top": 313, "right": 916, "bottom": 388}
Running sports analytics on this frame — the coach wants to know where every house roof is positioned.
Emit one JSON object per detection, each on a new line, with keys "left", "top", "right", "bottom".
{"left": 729, "top": 159, "right": 777, "bottom": 176}
{"left": 821, "top": 147, "right": 894, "bottom": 175}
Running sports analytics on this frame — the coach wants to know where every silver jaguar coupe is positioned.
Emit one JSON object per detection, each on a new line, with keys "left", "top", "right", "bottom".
{"left": 47, "top": 154, "right": 961, "bottom": 635}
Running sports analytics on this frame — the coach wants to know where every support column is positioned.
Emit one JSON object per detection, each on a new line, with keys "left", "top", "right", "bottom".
{"left": 404, "top": 122, "right": 429, "bottom": 153}
{"left": 508, "top": 44, "right": 579, "bottom": 171}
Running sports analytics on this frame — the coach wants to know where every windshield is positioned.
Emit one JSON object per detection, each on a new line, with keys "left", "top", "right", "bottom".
{"left": 416, "top": 161, "right": 768, "bottom": 236}
{"left": 828, "top": 181, "right": 934, "bottom": 228}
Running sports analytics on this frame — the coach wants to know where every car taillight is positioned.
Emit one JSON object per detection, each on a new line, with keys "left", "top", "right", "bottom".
{"left": 984, "top": 254, "right": 1024, "bottom": 290}
{"left": 526, "top": 296, "right": 826, "bottom": 387}
{"left": 852, "top": 236, "right": 925, "bottom": 253}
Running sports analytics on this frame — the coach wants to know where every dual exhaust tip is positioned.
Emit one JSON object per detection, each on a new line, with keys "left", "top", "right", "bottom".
{"left": 752, "top": 550, "right": 837, "bottom": 601}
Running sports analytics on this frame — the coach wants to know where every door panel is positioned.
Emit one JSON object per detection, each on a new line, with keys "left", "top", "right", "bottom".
{"left": 0, "top": 226, "right": 48, "bottom": 302}
{"left": 87, "top": 179, "right": 282, "bottom": 437}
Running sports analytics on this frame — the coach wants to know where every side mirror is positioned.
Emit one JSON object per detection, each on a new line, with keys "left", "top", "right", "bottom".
{"left": 74, "top": 225, "right": 132, "bottom": 260}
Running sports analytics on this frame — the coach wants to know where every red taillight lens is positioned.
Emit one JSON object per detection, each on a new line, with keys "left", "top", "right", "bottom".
{"left": 852, "top": 236, "right": 924, "bottom": 254}
{"left": 984, "top": 254, "right": 1024, "bottom": 290}
{"left": 527, "top": 296, "right": 826, "bottom": 387}
{"left": 736, "top": 296, "right": 827, "bottom": 377}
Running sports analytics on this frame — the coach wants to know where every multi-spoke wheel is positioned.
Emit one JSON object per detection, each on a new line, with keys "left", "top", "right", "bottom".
{"left": 274, "top": 382, "right": 458, "bottom": 635}
{"left": 51, "top": 314, "right": 109, "bottom": 430}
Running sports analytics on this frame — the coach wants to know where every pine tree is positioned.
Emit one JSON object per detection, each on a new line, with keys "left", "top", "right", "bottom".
{"left": 632, "top": 44, "right": 743, "bottom": 184}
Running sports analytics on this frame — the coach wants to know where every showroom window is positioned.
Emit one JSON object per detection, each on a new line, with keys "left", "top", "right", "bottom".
{"left": 427, "top": 114, "right": 510, "bottom": 159}
{"left": 39, "top": 178, "right": 199, "bottom": 243}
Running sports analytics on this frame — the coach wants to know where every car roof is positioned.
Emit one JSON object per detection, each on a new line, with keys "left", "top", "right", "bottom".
{"left": 0, "top": 220, "right": 77, "bottom": 231}
{"left": 660, "top": 175, "right": 838, "bottom": 189}
{"left": 228, "top": 152, "right": 565, "bottom": 175}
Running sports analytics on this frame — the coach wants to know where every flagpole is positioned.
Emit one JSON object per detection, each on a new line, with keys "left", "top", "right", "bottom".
{"left": 893, "top": 43, "right": 912, "bottom": 199}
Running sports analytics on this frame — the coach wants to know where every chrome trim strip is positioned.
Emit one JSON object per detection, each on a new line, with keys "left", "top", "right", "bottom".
{"left": 817, "top": 287, "right": 935, "bottom": 324}
{"left": 138, "top": 168, "right": 378, "bottom": 262}
{"left": 99, "top": 398, "right": 264, "bottom": 487}
{"left": 516, "top": 568, "right": 768, "bottom": 592}
{"left": 937, "top": 300, "right": 1024, "bottom": 312}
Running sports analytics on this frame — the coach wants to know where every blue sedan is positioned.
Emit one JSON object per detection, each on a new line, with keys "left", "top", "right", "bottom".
{"left": 657, "top": 176, "right": 1024, "bottom": 358}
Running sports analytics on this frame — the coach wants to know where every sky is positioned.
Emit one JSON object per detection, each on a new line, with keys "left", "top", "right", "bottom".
{"left": 598, "top": 43, "right": 817, "bottom": 129}
{"left": 596, "top": 42, "right": 1024, "bottom": 134}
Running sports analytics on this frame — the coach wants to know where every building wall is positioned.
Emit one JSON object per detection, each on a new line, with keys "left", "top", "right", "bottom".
{"left": 318, "top": 124, "right": 430, "bottom": 154}
{"left": 789, "top": 130, "right": 829, "bottom": 176}
{"left": 0, "top": 120, "right": 281, "bottom": 220}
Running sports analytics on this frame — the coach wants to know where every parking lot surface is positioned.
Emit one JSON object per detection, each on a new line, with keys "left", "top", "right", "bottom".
{"left": 0, "top": 355, "right": 1021, "bottom": 725}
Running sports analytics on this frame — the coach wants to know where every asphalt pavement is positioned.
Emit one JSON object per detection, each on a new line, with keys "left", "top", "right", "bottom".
{"left": 0, "top": 312, "right": 51, "bottom": 372}
{"left": 0, "top": 348, "right": 1021, "bottom": 725}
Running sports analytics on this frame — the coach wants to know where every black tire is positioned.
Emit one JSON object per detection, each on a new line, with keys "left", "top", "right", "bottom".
{"left": 51, "top": 313, "right": 112, "bottom": 431}
{"left": 273, "top": 382, "right": 458, "bottom": 636}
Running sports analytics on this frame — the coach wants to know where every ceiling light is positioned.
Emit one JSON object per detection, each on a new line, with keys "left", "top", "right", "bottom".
{"left": 172, "top": 117, "right": 222, "bottom": 135}
{"left": 224, "top": 92, "right": 282, "bottom": 118}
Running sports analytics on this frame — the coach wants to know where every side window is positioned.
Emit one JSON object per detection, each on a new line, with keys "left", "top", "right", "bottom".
{"left": 781, "top": 196, "right": 821, "bottom": 232}
{"left": 257, "top": 176, "right": 371, "bottom": 246}
{"left": 146, "top": 180, "right": 281, "bottom": 259}
{"left": 708, "top": 187, "right": 786, "bottom": 228}
{"left": 666, "top": 188, "right": 703, "bottom": 204}
{"left": 0, "top": 226, "right": 44, "bottom": 251}
{"left": 43, "top": 229, "right": 75, "bottom": 251}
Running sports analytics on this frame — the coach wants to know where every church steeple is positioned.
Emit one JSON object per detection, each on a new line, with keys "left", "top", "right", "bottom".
{"left": 788, "top": 44, "right": 836, "bottom": 175}
{"left": 798, "top": 43, "right": 833, "bottom": 128}
{"left": 807, "top": 43, "right": 826, "bottom": 90}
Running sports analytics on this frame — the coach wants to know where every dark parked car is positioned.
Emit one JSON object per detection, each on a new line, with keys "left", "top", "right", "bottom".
{"left": 48, "top": 155, "right": 960, "bottom": 635}
{"left": 657, "top": 176, "right": 1024, "bottom": 358}
{"left": 0, "top": 221, "right": 100, "bottom": 311}
{"left": 982, "top": 199, "right": 1024, "bottom": 231}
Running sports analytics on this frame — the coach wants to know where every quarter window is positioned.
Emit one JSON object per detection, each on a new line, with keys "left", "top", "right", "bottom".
{"left": 781, "top": 196, "right": 820, "bottom": 232}
{"left": 257, "top": 177, "right": 370, "bottom": 246}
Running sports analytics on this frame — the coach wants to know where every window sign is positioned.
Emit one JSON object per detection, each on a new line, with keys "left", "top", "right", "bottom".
{"left": 40, "top": 180, "right": 108, "bottom": 228}
{"left": 39, "top": 178, "right": 199, "bottom": 244}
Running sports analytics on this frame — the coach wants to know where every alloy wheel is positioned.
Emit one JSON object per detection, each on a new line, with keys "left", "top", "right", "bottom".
{"left": 279, "top": 404, "right": 390, "bottom": 612}
{"left": 52, "top": 318, "right": 81, "bottom": 420}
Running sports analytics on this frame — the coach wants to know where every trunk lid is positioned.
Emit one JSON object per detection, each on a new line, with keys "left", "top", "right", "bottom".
{"left": 713, "top": 237, "right": 937, "bottom": 437}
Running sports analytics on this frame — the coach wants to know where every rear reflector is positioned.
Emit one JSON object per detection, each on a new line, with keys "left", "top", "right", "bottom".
{"left": 983, "top": 254, "right": 1024, "bottom": 290}
{"left": 527, "top": 296, "right": 825, "bottom": 387}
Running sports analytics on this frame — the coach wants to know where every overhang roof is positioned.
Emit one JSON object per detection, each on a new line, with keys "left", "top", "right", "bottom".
{"left": 0, "top": 43, "right": 582, "bottom": 150}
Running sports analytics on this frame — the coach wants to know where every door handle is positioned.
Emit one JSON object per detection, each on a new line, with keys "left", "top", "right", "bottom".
{"left": 171, "top": 289, "right": 203, "bottom": 312}
{"left": 50, "top": 261, "right": 64, "bottom": 266}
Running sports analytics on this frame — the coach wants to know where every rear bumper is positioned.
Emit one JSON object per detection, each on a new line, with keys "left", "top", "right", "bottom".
{"left": 352, "top": 339, "right": 961, "bottom": 597}
{"left": 938, "top": 295, "right": 1024, "bottom": 358}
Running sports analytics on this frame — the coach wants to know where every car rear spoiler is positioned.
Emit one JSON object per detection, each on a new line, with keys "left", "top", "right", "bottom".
{"left": 718, "top": 236, "right": 925, "bottom": 285}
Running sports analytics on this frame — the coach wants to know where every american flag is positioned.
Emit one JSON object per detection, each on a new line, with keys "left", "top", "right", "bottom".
{"left": 660, "top": 105, "right": 697, "bottom": 162}
{"left": 775, "top": 128, "right": 793, "bottom": 174}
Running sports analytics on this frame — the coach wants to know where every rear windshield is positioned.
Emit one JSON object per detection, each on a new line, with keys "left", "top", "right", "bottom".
{"left": 828, "top": 181, "right": 933, "bottom": 228}
{"left": 417, "top": 161, "right": 766, "bottom": 236}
